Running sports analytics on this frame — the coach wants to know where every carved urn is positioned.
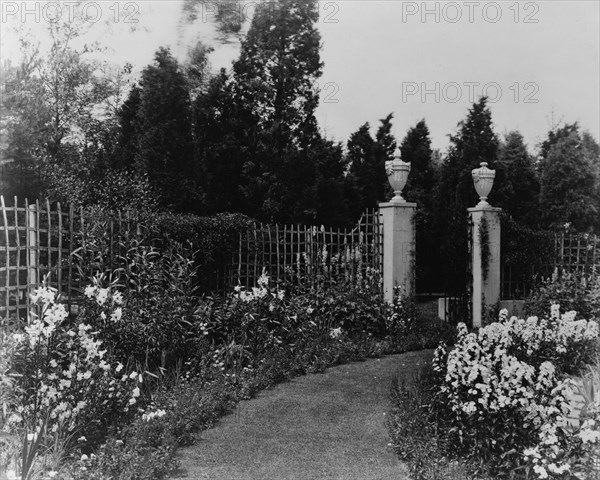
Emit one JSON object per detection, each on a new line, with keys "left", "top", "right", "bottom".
{"left": 471, "top": 162, "right": 496, "bottom": 207}
{"left": 385, "top": 154, "right": 411, "bottom": 203}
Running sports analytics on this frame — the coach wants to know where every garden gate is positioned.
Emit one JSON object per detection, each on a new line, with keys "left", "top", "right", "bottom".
{"left": 442, "top": 215, "right": 473, "bottom": 325}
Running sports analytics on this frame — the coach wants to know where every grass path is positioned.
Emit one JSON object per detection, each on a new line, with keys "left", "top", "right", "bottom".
{"left": 170, "top": 350, "right": 432, "bottom": 480}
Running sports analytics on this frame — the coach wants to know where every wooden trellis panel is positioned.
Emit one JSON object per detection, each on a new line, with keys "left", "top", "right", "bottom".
{"left": 0, "top": 196, "right": 73, "bottom": 320}
{"left": 231, "top": 209, "right": 384, "bottom": 290}
{"left": 501, "top": 231, "right": 600, "bottom": 300}
{"left": 0, "top": 197, "right": 142, "bottom": 322}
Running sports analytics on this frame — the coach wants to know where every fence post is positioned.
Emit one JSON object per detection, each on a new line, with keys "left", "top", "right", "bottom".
{"left": 378, "top": 201, "right": 416, "bottom": 303}
{"left": 27, "top": 203, "right": 38, "bottom": 289}
{"left": 469, "top": 162, "right": 502, "bottom": 328}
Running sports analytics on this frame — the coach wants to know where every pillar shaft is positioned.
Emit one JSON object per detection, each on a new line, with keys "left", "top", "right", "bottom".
{"left": 469, "top": 206, "right": 501, "bottom": 327}
{"left": 379, "top": 201, "right": 416, "bottom": 303}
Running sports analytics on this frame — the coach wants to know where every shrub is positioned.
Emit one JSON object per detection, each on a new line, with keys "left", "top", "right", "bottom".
{"left": 387, "top": 367, "right": 480, "bottom": 480}
{"left": 76, "top": 240, "right": 206, "bottom": 371}
{"left": 72, "top": 205, "right": 253, "bottom": 298}
{"left": 285, "top": 270, "right": 389, "bottom": 338}
{"left": 431, "top": 306, "right": 599, "bottom": 478}
{"left": 3, "top": 285, "right": 143, "bottom": 479}
{"left": 45, "top": 168, "right": 159, "bottom": 215}
{"left": 500, "top": 215, "right": 555, "bottom": 300}
{"left": 525, "top": 269, "right": 600, "bottom": 321}
{"left": 151, "top": 212, "right": 253, "bottom": 293}
{"left": 387, "top": 286, "right": 419, "bottom": 339}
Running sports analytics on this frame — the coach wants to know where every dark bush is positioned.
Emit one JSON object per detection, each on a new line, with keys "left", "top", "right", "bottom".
{"left": 501, "top": 213, "right": 555, "bottom": 299}
{"left": 524, "top": 270, "right": 600, "bottom": 320}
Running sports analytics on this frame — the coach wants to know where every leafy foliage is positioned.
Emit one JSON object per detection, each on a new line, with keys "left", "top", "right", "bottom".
{"left": 539, "top": 128, "right": 600, "bottom": 232}
{"left": 435, "top": 98, "right": 499, "bottom": 296}
{"left": 401, "top": 120, "right": 439, "bottom": 292}
{"left": 49, "top": 269, "right": 424, "bottom": 480}
{"left": 525, "top": 270, "right": 600, "bottom": 322}
{"left": 495, "top": 131, "right": 540, "bottom": 226}
{"left": 347, "top": 115, "right": 397, "bottom": 216}
{"left": 115, "top": 48, "right": 200, "bottom": 212}
{"left": 428, "top": 307, "right": 599, "bottom": 478}
{"left": 387, "top": 368, "right": 479, "bottom": 480}
{"left": 2, "top": 286, "right": 143, "bottom": 479}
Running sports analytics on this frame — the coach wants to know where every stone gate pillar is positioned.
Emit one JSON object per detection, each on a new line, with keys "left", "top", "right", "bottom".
{"left": 379, "top": 201, "right": 416, "bottom": 302}
{"left": 470, "top": 162, "right": 501, "bottom": 328}
{"left": 379, "top": 153, "right": 416, "bottom": 303}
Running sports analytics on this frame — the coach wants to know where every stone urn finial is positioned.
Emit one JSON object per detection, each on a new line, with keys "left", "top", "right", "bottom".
{"left": 471, "top": 162, "right": 496, "bottom": 207}
{"left": 385, "top": 152, "right": 411, "bottom": 203}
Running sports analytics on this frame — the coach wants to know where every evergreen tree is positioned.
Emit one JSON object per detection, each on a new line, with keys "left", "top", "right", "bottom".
{"left": 400, "top": 119, "right": 438, "bottom": 292}
{"left": 112, "top": 83, "right": 141, "bottom": 170}
{"left": 436, "top": 97, "right": 499, "bottom": 297}
{"left": 231, "top": 0, "right": 323, "bottom": 222}
{"left": 402, "top": 119, "right": 435, "bottom": 208}
{"left": 540, "top": 130, "right": 599, "bottom": 231}
{"left": 582, "top": 131, "right": 600, "bottom": 222}
{"left": 193, "top": 69, "right": 247, "bottom": 215}
{"left": 374, "top": 113, "right": 397, "bottom": 201}
{"left": 347, "top": 123, "right": 377, "bottom": 216}
{"left": 312, "top": 137, "right": 352, "bottom": 227}
{"left": 185, "top": 41, "right": 214, "bottom": 99}
{"left": 495, "top": 131, "right": 540, "bottom": 225}
{"left": 348, "top": 114, "right": 397, "bottom": 216}
{"left": 441, "top": 97, "right": 499, "bottom": 210}
{"left": 134, "top": 47, "right": 199, "bottom": 211}
{"left": 538, "top": 122, "right": 580, "bottom": 167}
{"left": 233, "top": 0, "right": 322, "bottom": 153}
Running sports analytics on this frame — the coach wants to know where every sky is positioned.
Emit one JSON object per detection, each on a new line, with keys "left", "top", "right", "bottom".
{"left": 1, "top": 0, "right": 599, "bottom": 155}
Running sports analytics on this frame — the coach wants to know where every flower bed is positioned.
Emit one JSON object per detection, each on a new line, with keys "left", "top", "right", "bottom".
{"left": 389, "top": 301, "right": 600, "bottom": 480}
{"left": 1, "top": 263, "right": 451, "bottom": 479}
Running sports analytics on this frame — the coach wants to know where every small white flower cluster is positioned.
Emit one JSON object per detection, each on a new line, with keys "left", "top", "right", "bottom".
{"left": 141, "top": 408, "right": 167, "bottom": 422}
{"left": 21, "top": 286, "right": 68, "bottom": 348}
{"left": 386, "top": 285, "right": 414, "bottom": 335}
{"left": 330, "top": 327, "right": 343, "bottom": 340}
{"left": 579, "top": 414, "right": 600, "bottom": 444}
{"left": 84, "top": 284, "right": 124, "bottom": 322}
{"left": 233, "top": 271, "right": 284, "bottom": 304}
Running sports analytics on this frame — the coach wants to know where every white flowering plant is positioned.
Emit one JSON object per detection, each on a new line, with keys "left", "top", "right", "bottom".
{"left": 3, "top": 285, "right": 143, "bottom": 479}
{"left": 432, "top": 305, "right": 599, "bottom": 478}
{"left": 222, "top": 271, "right": 288, "bottom": 363}
{"left": 76, "top": 245, "right": 204, "bottom": 372}
{"left": 525, "top": 269, "right": 600, "bottom": 323}
{"left": 386, "top": 285, "right": 418, "bottom": 339}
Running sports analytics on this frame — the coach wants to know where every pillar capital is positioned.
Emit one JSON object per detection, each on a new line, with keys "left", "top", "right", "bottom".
{"left": 379, "top": 201, "right": 417, "bottom": 210}
{"left": 468, "top": 205, "right": 502, "bottom": 214}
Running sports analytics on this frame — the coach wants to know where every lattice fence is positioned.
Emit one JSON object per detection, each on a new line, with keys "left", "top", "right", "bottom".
{"left": 1, "top": 196, "right": 384, "bottom": 320}
{"left": 232, "top": 209, "right": 383, "bottom": 289}
{"left": 501, "top": 231, "right": 600, "bottom": 300}
{"left": 0, "top": 196, "right": 142, "bottom": 321}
